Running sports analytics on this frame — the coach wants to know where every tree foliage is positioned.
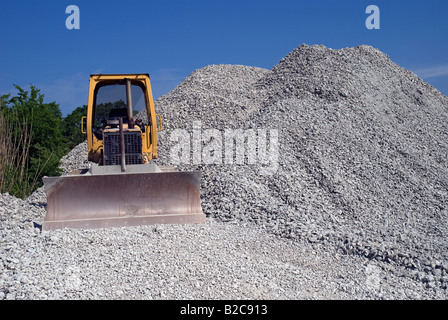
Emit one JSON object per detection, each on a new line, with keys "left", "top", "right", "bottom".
{"left": 62, "top": 104, "right": 87, "bottom": 150}
{"left": 0, "top": 85, "right": 69, "bottom": 198}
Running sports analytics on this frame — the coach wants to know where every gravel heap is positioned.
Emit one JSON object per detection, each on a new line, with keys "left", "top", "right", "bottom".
{"left": 1, "top": 44, "right": 448, "bottom": 300}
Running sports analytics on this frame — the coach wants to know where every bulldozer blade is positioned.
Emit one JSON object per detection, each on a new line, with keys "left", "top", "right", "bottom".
{"left": 42, "top": 171, "right": 205, "bottom": 230}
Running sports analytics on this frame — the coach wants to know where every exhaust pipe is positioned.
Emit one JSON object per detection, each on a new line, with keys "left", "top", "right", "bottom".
{"left": 126, "top": 78, "right": 135, "bottom": 129}
{"left": 121, "top": 78, "right": 133, "bottom": 171}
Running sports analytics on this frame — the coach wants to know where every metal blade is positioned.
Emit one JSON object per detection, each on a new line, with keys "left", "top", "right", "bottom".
{"left": 42, "top": 171, "right": 205, "bottom": 230}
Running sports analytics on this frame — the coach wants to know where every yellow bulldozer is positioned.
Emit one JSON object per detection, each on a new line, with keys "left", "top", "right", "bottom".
{"left": 41, "top": 74, "right": 205, "bottom": 230}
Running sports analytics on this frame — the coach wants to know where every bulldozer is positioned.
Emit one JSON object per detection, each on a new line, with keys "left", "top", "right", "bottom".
{"left": 41, "top": 74, "right": 205, "bottom": 230}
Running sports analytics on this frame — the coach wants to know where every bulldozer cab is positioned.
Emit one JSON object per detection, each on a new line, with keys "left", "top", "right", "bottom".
{"left": 86, "top": 74, "right": 160, "bottom": 165}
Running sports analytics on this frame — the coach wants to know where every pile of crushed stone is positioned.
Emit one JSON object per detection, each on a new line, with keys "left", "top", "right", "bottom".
{"left": 151, "top": 44, "right": 448, "bottom": 290}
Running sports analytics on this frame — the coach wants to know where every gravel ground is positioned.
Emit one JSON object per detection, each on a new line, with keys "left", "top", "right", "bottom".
{"left": 0, "top": 190, "right": 441, "bottom": 300}
{"left": 1, "top": 44, "right": 448, "bottom": 300}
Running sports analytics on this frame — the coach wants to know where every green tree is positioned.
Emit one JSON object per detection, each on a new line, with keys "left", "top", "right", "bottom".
{"left": 62, "top": 104, "right": 88, "bottom": 150}
{"left": 0, "top": 85, "right": 68, "bottom": 197}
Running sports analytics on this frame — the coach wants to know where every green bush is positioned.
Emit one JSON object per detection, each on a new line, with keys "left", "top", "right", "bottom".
{"left": 62, "top": 104, "right": 87, "bottom": 150}
{"left": 0, "top": 85, "right": 69, "bottom": 198}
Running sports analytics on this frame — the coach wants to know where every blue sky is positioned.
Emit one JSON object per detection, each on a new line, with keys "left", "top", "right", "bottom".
{"left": 1, "top": 0, "right": 447, "bottom": 116}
